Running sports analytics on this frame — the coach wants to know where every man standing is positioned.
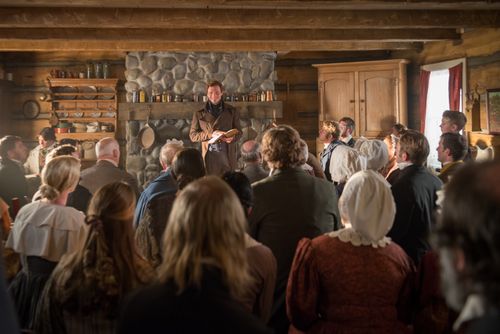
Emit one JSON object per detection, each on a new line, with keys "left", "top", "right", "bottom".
{"left": 80, "top": 137, "right": 139, "bottom": 195}
{"left": 440, "top": 109, "right": 473, "bottom": 159}
{"left": 25, "top": 127, "right": 57, "bottom": 175}
{"left": 436, "top": 161, "right": 500, "bottom": 333}
{"left": 388, "top": 130, "right": 442, "bottom": 265}
{"left": 439, "top": 110, "right": 467, "bottom": 134}
{"left": 436, "top": 132, "right": 467, "bottom": 184}
{"left": 0, "top": 135, "right": 29, "bottom": 217}
{"left": 189, "top": 80, "right": 242, "bottom": 175}
{"left": 240, "top": 140, "right": 268, "bottom": 184}
{"left": 250, "top": 125, "right": 340, "bottom": 333}
{"left": 338, "top": 116, "right": 356, "bottom": 147}
{"left": 318, "top": 120, "right": 345, "bottom": 182}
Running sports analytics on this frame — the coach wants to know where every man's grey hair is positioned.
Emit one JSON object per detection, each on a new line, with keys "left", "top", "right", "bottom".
{"left": 96, "top": 137, "right": 119, "bottom": 158}
{"left": 160, "top": 139, "right": 184, "bottom": 167}
{"left": 241, "top": 141, "right": 261, "bottom": 163}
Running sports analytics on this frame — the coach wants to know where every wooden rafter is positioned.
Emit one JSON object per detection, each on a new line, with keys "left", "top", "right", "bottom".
{"left": 1, "top": 0, "right": 500, "bottom": 10}
{"left": 0, "top": 28, "right": 461, "bottom": 42}
{"left": 0, "top": 8, "right": 497, "bottom": 29}
{"left": 0, "top": 39, "right": 423, "bottom": 52}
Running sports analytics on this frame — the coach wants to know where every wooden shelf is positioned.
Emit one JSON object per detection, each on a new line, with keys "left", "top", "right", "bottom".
{"left": 54, "top": 110, "right": 116, "bottom": 113}
{"left": 46, "top": 78, "right": 119, "bottom": 87}
{"left": 55, "top": 132, "right": 115, "bottom": 141}
{"left": 58, "top": 117, "right": 115, "bottom": 122}
{"left": 119, "top": 101, "right": 283, "bottom": 121}
{"left": 53, "top": 97, "right": 115, "bottom": 101}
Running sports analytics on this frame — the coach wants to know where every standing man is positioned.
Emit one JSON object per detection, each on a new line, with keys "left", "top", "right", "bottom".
{"left": 338, "top": 116, "right": 356, "bottom": 147}
{"left": 0, "top": 135, "right": 29, "bottom": 217}
{"left": 318, "top": 120, "right": 345, "bottom": 182}
{"left": 439, "top": 110, "right": 467, "bottom": 134}
{"left": 388, "top": 130, "right": 442, "bottom": 265}
{"left": 439, "top": 110, "right": 471, "bottom": 162}
{"left": 436, "top": 132, "right": 467, "bottom": 184}
{"left": 25, "top": 127, "right": 57, "bottom": 175}
{"left": 250, "top": 125, "right": 339, "bottom": 334}
{"left": 189, "top": 80, "right": 242, "bottom": 175}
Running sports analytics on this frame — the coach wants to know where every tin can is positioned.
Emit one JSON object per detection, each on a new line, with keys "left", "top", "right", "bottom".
{"left": 86, "top": 63, "right": 93, "bottom": 78}
{"left": 266, "top": 90, "right": 273, "bottom": 101}
{"left": 102, "top": 62, "right": 109, "bottom": 79}
{"left": 132, "top": 90, "right": 139, "bottom": 103}
{"left": 94, "top": 62, "right": 102, "bottom": 79}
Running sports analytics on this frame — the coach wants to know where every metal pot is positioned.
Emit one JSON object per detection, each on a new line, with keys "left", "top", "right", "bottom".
{"left": 137, "top": 109, "right": 158, "bottom": 149}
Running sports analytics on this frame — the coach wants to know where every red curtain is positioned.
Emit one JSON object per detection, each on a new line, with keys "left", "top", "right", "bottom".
{"left": 448, "top": 63, "right": 462, "bottom": 111}
{"left": 419, "top": 70, "right": 431, "bottom": 132}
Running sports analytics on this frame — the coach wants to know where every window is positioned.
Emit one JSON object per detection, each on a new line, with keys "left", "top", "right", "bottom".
{"left": 425, "top": 70, "right": 450, "bottom": 169}
{"left": 421, "top": 58, "right": 466, "bottom": 169}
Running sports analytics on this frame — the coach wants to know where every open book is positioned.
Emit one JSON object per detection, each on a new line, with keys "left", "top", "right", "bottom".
{"left": 208, "top": 128, "right": 240, "bottom": 144}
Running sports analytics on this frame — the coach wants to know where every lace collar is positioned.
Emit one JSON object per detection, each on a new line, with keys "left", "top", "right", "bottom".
{"left": 326, "top": 227, "right": 391, "bottom": 248}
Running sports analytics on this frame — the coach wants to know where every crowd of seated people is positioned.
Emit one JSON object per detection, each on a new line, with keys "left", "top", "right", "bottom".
{"left": 1, "top": 109, "right": 499, "bottom": 334}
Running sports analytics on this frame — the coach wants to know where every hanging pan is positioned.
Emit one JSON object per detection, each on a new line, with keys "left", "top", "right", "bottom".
{"left": 137, "top": 106, "right": 158, "bottom": 149}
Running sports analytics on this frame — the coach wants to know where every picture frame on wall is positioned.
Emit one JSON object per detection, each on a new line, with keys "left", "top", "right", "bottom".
{"left": 486, "top": 88, "right": 500, "bottom": 134}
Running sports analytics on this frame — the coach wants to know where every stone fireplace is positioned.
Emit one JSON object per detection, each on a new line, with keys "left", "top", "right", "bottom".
{"left": 120, "top": 51, "right": 282, "bottom": 190}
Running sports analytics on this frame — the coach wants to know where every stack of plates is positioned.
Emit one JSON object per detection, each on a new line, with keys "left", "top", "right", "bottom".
{"left": 86, "top": 122, "right": 100, "bottom": 133}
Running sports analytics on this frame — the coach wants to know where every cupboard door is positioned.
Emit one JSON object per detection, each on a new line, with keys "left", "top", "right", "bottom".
{"left": 321, "top": 72, "right": 355, "bottom": 122}
{"left": 359, "top": 69, "right": 398, "bottom": 138}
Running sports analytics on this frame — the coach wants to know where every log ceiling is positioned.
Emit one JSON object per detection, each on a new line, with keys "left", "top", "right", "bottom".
{"left": 0, "top": 1, "right": 498, "bottom": 51}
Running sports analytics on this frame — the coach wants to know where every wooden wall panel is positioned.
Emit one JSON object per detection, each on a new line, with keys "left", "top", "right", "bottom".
{"left": 276, "top": 64, "right": 319, "bottom": 154}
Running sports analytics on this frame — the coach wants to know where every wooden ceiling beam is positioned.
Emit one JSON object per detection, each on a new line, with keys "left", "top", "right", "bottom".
{"left": 0, "top": 8, "right": 497, "bottom": 29}
{"left": 0, "top": 28, "right": 461, "bottom": 42}
{"left": 0, "top": 39, "right": 423, "bottom": 52}
{"left": 1, "top": 0, "right": 499, "bottom": 10}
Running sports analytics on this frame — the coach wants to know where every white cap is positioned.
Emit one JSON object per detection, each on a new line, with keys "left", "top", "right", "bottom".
{"left": 359, "top": 139, "right": 389, "bottom": 171}
{"left": 339, "top": 170, "right": 395, "bottom": 243}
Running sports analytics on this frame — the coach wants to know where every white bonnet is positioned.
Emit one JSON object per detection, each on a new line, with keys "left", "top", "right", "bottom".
{"left": 339, "top": 170, "right": 396, "bottom": 243}
{"left": 330, "top": 145, "right": 366, "bottom": 183}
{"left": 359, "top": 139, "right": 389, "bottom": 171}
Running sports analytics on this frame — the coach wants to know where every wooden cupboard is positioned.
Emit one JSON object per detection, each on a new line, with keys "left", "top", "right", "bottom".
{"left": 313, "top": 59, "right": 409, "bottom": 143}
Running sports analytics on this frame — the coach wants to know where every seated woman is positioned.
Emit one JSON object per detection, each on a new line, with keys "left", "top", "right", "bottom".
{"left": 222, "top": 171, "right": 277, "bottom": 323}
{"left": 6, "top": 156, "right": 87, "bottom": 330}
{"left": 34, "top": 181, "right": 154, "bottom": 334}
{"left": 119, "top": 176, "right": 272, "bottom": 334}
{"left": 287, "top": 170, "right": 414, "bottom": 334}
{"left": 32, "top": 144, "right": 92, "bottom": 213}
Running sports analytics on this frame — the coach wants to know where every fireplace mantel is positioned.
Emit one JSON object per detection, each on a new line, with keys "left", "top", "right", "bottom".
{"left": 119, "top": 101, "right": 283, "bottom": 121}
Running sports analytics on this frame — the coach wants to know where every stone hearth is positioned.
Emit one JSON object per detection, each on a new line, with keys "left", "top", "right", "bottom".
{"left": 122, "top": 51, "right": 280, "bottom": 190}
